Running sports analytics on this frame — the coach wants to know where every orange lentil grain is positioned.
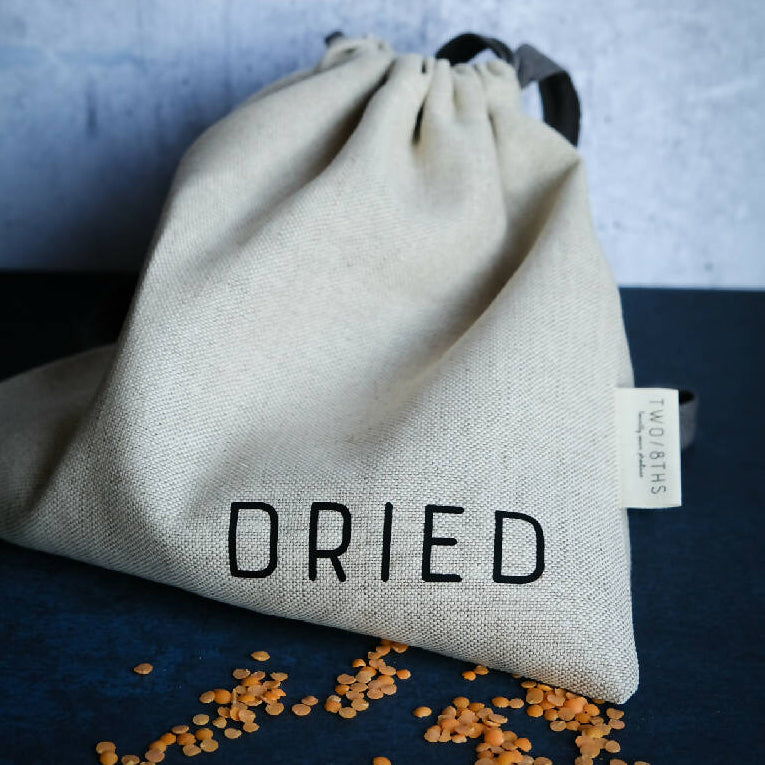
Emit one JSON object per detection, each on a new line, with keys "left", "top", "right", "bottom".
{"left": 144, "top": 750, "right": 164, "bottom": 763}
{"left": 498, "top": 753, "right": 523, "bottom": 764}
{"left": 453, "top": 696, "right": 470, "bottom": 708}
{"left": 242, "top": 722, "right": 259, "bottom": 733}
{"left": 302, "top": 696, "right": 319, "bottom": 706}
{"left": 224, "top": 728, "right": 242, "bottom": 740}
{"left": 372, "top": 758, "right": 391, "bottom": 765}
{"left": 526, "top": 705, "right": 543, "bottom": 717}
{"left": 176, "top": 733, "right": 195, "bottom": 746}
{"left": 484, "top": 728, "right": 504, "bottom": 747}
{"left": 199, "top": 740, "right": 219, "bottom": 753}
{"left": 265, "top": 702, "right": 284, "bottom": 715}
{"left": 424, "top": 726, "right": 440, "bottom": 742}
{"left": 213, "top": 689, "right": 231, "bottom": 704}
{"left": 250, "top": 651, "right": 270, "bottom": 661}
{"left": 133, "top": 663, "right": 153, "bottom": 675}
{"left": 396, "top": 668, "right": 411, "bottom": 679}
{"left": 508, "top": 698, "right": 525, "bottom": 709}
{"left": 462, "top": 670, "right": 477, "bottom": 681}
{"left": 413, "top": 706, "right": 432, "bottom": 718}
{"left": 120, "top": 757, "right": 140, "bottom": 765}
{"left": 191, "top": 714, "right": 209, "bottom": 726}
{"left": 96, "top": 743, "right": 117, "bottom": 754}
{"left": 181, "top": 744, "right": 201, "bottom": 757}
{"left": 526, "top": 688, "right": 544, "bottom": 704}
{"left": 496, "top": 754, "right": 522, "bottom": 765}
{"left": 338, "top": 707, "right": 357, "bottom": 719}
{"left": 212, "top": 717, "right": 226, "bottom": 729}
{"left": 99, "top": 754, "right": 118, "bottom": 765}
{"left": 492, "top": 696, "right": 510, "bottom": 707}
{"left": 474, "top": 665, "right": 489, "bottom": 675}
{"left": 550, "top": 720, "right": 566, "bottom": 732}
{"left": 292, "top": 703, "right": 311, "bottom": 716}
{"left": 194, "top": 728, "right": 213, "bottom": 741}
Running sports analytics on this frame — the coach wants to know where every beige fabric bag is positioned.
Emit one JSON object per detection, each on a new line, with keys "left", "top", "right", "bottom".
{"left": 0, "top": 33, "right": 637, "bottom": 701}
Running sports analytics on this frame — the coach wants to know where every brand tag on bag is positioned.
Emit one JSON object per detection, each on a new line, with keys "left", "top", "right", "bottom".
{"left": 615, "top": 388, "right": 682, "bottom": 508}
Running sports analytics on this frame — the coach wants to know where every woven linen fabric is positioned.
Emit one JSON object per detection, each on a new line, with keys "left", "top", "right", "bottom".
{"left": 0, "top": 36, "right": 637, "bottom": 702}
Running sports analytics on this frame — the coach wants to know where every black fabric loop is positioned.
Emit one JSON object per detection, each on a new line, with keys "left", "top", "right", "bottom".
{"left": 435, "top": 32, "right": 581, "bottom": 147}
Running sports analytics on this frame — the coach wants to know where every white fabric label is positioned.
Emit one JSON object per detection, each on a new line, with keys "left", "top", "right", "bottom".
{"left": 615, "top": 388, "right": 682, "bottom": 509}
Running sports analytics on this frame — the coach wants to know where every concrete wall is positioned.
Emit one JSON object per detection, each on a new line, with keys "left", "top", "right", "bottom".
{"left": 1, "top": 0, "right": 763, "bottom": 287}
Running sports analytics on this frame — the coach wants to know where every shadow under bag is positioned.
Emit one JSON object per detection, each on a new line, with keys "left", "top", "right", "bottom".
{"left": 0, "top": 33, "right": 638, "bottom": 702}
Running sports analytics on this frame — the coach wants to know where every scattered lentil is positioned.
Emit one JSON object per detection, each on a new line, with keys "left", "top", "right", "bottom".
{"left": 250, "top": 651, "right": 270, "bottom": 661}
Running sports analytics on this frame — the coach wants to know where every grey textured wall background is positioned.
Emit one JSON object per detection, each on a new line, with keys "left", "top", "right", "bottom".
{"left": 1, "top": 0, "right": 763, "bottom": 287}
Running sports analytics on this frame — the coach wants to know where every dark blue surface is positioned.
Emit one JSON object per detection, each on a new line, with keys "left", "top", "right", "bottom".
{"left": 1, "top": 278, "right": 763, "bottom": 765}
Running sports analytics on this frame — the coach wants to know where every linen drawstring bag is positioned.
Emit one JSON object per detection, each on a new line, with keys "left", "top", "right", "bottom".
{"left": 0, "top": 32, "right": 639, "bottom": 702}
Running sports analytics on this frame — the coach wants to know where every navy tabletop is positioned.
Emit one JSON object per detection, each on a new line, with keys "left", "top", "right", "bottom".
{"left": 0, "top": 274, "right": 763, "bottom": 765}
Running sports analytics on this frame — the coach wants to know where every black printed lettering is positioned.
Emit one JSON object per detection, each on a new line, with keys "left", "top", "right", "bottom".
{"left": 422, "top": 505, "right": 463, "bottom": 582}
{"left": 381, "top": 501, "right": 393, "bottom": 582}
{"left": 493, "top": 511, "right": 545, "bottom": 584}
{"left": 228, "top": 502, "right": 278, "bottom": 578}
{"left": 309, "top": 502, "right": 352, "bottom": 582}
